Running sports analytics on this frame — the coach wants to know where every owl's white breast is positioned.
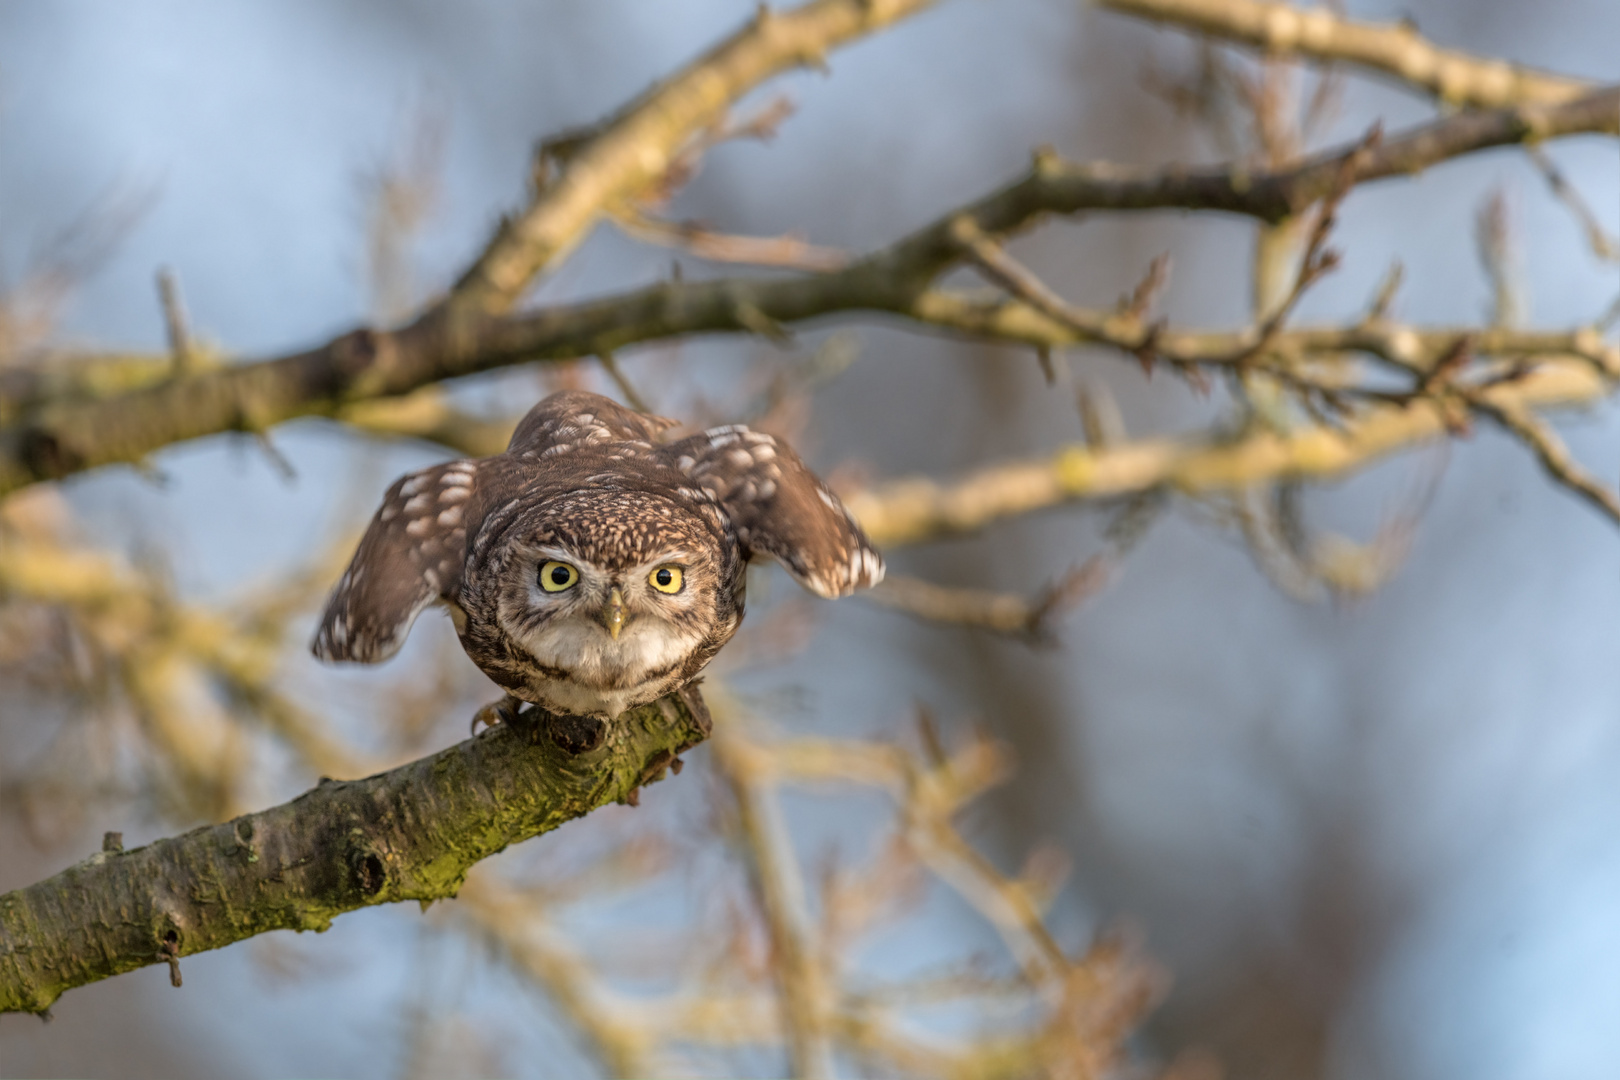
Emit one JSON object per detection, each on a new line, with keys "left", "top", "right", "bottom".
{"left": 508, "top": 614, "right": 706, "bottom": 719}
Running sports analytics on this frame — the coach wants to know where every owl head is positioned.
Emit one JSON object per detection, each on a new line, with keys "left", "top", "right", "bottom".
{"left": 471, "top": 486, "right": 743, "bottom": 716}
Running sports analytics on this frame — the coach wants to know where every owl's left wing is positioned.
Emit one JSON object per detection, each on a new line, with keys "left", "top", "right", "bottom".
{"left": 670, "top": 425, "right": 883, "bottom": 598}
{"left": 311, "top": 460, "right": 477, "bottom": 663}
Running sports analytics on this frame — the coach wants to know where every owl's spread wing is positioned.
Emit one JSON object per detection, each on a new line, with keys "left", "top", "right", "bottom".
{"left": 671, "top": 425, "right": 884, "bottom": 598}
{"left": 311, "top": 460, "right": 477, "bottom": 663}
{"left": 505, "top": 389, "right": 677, "bottom": 458}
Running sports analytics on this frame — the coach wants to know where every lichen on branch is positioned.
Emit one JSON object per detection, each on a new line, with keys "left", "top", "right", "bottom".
{"left": 0, "top": 688, "right": 710, "bottom": 1015}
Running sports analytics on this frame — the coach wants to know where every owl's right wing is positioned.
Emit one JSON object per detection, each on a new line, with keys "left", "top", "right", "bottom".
{"left": 311, "top": 460, "right": 477, "bottom": 663}
{"left": 671, "top": 425, "right": 884, "bottom": 599}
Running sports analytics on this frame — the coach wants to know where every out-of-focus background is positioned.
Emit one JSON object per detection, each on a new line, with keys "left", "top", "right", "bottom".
{"left": 1, "top": 2, "right": 1617, "bottom": 1078}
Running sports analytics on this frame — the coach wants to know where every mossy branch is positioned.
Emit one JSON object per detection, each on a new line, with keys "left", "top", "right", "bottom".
{"left": 0, "top": 688, "right": 711, "bottom": 1015}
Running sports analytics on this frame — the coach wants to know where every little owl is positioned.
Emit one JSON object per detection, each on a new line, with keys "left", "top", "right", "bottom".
{"left": 312, "top": 390, "right": 883, "bottom": 727}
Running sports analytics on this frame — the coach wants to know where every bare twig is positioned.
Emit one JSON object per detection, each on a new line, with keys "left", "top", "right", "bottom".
{"left": 596, "top": 350, "right": 653, "bottom": 415}
{"left": 1526, "top": 145, "right": 1620, "bottom": 263}
{"left": 613, "top": 211, "right": 851, "bottom": 272}
{"left": 154, "top": 268, "right": 195, "bottom": 376}
{"left": 951, "top": 215, "right": 1127, "bottom": 342}
{"left": 1465, "top": 393, "right": 1620, "bottom": 526}
{"left": 1097, "top": 0, "right": 1592, "bottom": 107}
{"left": 1474, "top": 189, "right": 1525, "bottom": 327}
{"left": 865, "top": 561, "right": 1109, "bottom": 644}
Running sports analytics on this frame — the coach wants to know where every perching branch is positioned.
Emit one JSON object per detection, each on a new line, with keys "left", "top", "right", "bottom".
{"left": 1096, "top": 0, "right": 1593, "bottom": 108}
{"left": 2, "top": 85, "right": 1613, "bottom": 495}
{"left": 0, "top": 688, "right": 711, "bottom": 1015}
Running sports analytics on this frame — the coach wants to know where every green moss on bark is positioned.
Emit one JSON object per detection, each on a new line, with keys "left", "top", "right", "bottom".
{"left": 0, "top": 688, "right": 709, "bottom": 1014}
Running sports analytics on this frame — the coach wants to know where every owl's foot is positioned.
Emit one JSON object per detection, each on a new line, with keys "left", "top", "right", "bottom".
{"left": 470, "top": 693, "right": 526, "bottom": 737}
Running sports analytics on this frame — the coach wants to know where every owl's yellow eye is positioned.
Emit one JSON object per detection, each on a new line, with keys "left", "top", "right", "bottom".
{"left": 649, "top": 565, "right": 684, "bottom": 594}
{"left": 539, "top": 561, "right": 579, "bottom": 592}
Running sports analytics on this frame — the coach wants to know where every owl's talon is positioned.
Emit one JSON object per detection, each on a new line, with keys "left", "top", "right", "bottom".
{"left": 471, "top": 693, "right": 525, "bottom": 736}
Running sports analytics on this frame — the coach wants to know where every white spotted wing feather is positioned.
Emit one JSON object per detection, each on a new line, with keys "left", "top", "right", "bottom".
{"left": 312, "top": 460, "right": 477, "bottom": 663}
{"left": 670, "top": 425, "right": 884, "bottom": 598}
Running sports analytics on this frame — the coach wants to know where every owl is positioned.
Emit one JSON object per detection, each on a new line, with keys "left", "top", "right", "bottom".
{"left": 312, "top": 390, "right": 883, "bottom": 727}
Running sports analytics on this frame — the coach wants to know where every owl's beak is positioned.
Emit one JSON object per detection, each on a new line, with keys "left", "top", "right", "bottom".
{"left": 602, "top": 586, "right": 627, "bottom": 641}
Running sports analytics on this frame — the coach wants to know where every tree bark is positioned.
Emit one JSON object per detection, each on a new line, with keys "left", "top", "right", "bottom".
{"left": 0, "top": 688, "right": 710, "bottom": 1015}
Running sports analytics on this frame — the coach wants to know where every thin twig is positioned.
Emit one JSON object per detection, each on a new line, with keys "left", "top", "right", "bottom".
{"left": 612, "top": 210, "right": 851, "bottom": 272}
{"left": 864, "top": 561, "right": 1109, "bottom": 644}
{"left": 1465, "top": 393, "right": 1620, "bottom": 526}
{"left": 154, "top": 268, "right": 193, "bottom": 376}
{"left": 1526, "top": 145, "right": 1620, "bottom": 263}
{"left": 1097, "top": 0, "right": 1592, "bottom": 107}
{"left": 596, "top": 350, "right": 653, "bottom": 414}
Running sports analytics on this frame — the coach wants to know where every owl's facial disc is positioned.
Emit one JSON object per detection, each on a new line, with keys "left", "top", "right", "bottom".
{"left": 499, "top": 542, "right": 713, "bottom": 695}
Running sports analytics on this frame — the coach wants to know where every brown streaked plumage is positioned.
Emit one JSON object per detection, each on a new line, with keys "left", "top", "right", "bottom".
{"left": 312, "top": 390, "right": 883, "bottom": 719}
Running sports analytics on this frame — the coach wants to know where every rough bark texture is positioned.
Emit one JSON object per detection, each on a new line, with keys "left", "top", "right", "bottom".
{"left": 0, "top": 688, "right": 711, "bottom": 1015}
